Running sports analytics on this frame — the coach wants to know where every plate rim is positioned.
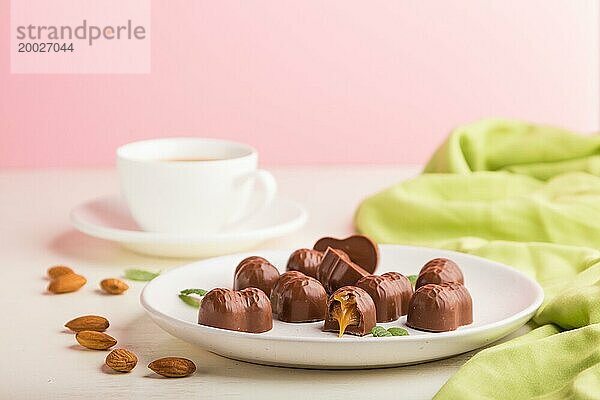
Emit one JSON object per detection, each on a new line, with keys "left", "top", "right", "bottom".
{"left": 70, "top": 194, "right": 308, "bottom": 244}
{"left": 140, "top": 244, "right": 544, "bottom": 343}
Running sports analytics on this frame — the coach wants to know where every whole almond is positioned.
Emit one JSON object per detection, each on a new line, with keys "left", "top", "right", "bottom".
{"left": 47, "top": 265, "right": 74, "bottom": 279}
{"left": 75, "top": 330, "right": 117, "bottom": 350}
{"left": 148, "top": 357, "right": 196, "bottom": 378}
{"left": 65, "top": 315, "right": 109, "bottom": 332}
{"left": 105, "top": 349, "right": 138, "bottom": 372}
{"left": 100, "top": 278, "right": 129, "bottom": 295}
{"left": 48, "top": 273, "right": 87, "bottom": 294}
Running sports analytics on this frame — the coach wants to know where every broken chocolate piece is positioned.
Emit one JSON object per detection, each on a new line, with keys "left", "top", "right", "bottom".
{"left": 270, "top": 271, "right": 327, "bottom": 323}
{"left": 286, "top": 249, "right": 323, "bottom": 279}
{"left": 317, "top": 248, "right": 370, "bottom": 293}
{"left": 406, "top": 282, "right": 473, "bottom": 332}
{"left": 198, "top": 287, "right": 273, "bottom": 333}
{"left": 323, "top": 286, "right": 376, "bottom": 337}
{"left": 415, "top": 258, "right": 464, "bottom": 289}
{"left": 313, "top": 234, "right": 379, "bottom": 273}
{"left": 234, "top": 256, "right": 280, "bottom": 297}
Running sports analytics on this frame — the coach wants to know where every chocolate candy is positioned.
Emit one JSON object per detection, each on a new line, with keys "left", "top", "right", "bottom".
{"left": 356, "top": 273, "right": 413, "bottom": 322}
{"left": 234, "top": 256, "right": 280, "bottom": 297}
{"left": 286, "top": 249, "right": 323, "bottom": 278}
{"left": 270, "top": 271, "right": 328, "bottom": 323}
{"left": 317, "top": 248, "right": 370, "bottom": 293}
{"left": 323, "top": 286, "right": 376, "bottom": 337}
{"left": 415, "top": 258, "right": 464, "bottom": 289}
{"left": 381, "top": 272, "right": 414, "bottom": 315}
{"left": 313, "top": 235, "right": 379, "bottom": 273}
{"left": 406, "top": 282, "right": 473, "bottom": 332}
{"left": 198, "top": 288, "right": 273, "bottom": 333}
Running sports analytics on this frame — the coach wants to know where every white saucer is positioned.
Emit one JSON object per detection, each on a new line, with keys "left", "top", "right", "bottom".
{"left": 70, "top": 195, "right": 308, "bottom": 258}
{"left": 141, "top": 245, "right": 544, "bottom": 369}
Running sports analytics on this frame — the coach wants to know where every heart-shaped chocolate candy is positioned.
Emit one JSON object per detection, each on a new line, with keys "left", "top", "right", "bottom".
{"left": 313, "top": 234, "right": 379, "bottom": 273}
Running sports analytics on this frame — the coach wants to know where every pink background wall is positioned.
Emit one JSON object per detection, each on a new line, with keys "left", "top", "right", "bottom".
{"left": 1, "top": 1, "right": 599, "bottom": 168}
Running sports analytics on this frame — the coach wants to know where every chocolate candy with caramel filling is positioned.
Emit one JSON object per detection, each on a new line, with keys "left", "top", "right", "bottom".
{"left": 198, "top": 288, "right": 273, "bottom": 333}
{"left": 381, "top": 272, "right": 414, "bottom": 315}
{"left": 313, "top": 235, "right": 379, "bottom": 273}
{"left": 323, "top": 286, "right": 376, "bottom": 337}
{"left": 286, "top": 249, "right": 323, "bottom": 278}
{"left": 270, "top": 271, "right": 327, "bottom": 322}
{"left": 234, "top": 256, "right": 280, "bottom": 297}
{"left": 406, "top": 282, "right": 473, "bottom": 332}
{"left": 356, "top": 273, "right": 413, "bottom": 322}
{"left": 317, "top": 248, "right": 370, "bottom": 293}
{"left": 415, "top": 258, "right": 464, "bottom": 289}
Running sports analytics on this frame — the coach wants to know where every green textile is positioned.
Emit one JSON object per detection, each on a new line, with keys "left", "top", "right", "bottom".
{"left": 354, "top": 119, "right": 600, "bottom": 399}
{"left": 423, "top": 119, "right": 600, "bottom": 179}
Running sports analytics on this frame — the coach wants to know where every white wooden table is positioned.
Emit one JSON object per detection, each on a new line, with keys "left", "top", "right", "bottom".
{"left": 0, "top": 166, "right": 527, "bottom": 399}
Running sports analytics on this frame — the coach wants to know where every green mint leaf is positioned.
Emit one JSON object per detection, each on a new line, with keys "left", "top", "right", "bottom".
{"left": 180, "top": 288, "right": 208, "bottom": 296}
{"left": 387, "top": 327, "right": 409, "bottom": 336}
{"left": 371, "top": 326, "right": 392, "bottom": 337}
{"left": 371, "top": 326, "right": 409, "bottom": 337}
{"left": 179, "top": 294, "right": 200, "bottom": 308}
{"left": 124, "top": 268, "right": 161, "bottom": 281}
{"left": 178, "top": 288, "right": 209, "bottom": 308}
{"left": 407, "top": 275, "right": 417, "bottom": 288}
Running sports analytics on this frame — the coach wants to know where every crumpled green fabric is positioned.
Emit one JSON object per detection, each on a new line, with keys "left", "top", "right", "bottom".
{"left": 423, "top": 119, "right": 600, "bottom": 179}
{"left": 354, "top": 119, "right": 600, "bottom": 399}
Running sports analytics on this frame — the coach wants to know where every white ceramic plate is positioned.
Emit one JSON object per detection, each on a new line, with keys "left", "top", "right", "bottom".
{"left": 141, "top": 245, "right": 544, "bottom": 369}
{"left": 70, "top": 195, "right": 307, "bottom": 258}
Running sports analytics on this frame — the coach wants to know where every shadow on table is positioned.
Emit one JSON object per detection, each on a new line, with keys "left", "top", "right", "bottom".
{"left": 197, "top": 350, "right": 469, "bottom": 381}
{"left": 115, "top": 313, "right": 468, "bottom": 392}
{"left": 47, "top": 229, "right": 186, "bottom": 267}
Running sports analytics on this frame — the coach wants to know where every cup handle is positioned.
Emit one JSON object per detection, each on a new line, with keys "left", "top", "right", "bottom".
{"left": 226, "top": 169, "right": 277, "bottom": 229}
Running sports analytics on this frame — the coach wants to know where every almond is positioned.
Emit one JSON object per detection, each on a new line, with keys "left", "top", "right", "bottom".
{"left": 48, "top": 273, "right": 87, "bottom": 294}
{"left": 47, "top": 265, "right": 75, "bottom": 279}
{"left": 65, "top": 315, "right": 109, "bottom": 332}
{"left": 100, "top": 278, "right": 129, "bottom": 295}
{"left": 75, "top": 330, "right": 117, "bottom": 350}
{"left": 148, "top": 357, "right": 196, "bottom": 378}
{"left": 105, "top": 349, "right": 138, "bottom": 372}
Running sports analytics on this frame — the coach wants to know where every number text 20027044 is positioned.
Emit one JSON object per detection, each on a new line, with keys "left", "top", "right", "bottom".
{"left": 17, "top": 42, "right": 74, "bottom": 53}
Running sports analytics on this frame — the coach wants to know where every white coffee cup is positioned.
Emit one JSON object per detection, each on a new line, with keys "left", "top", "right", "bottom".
{"left": 117, "top": 138, "right": 277, "bottom": 234}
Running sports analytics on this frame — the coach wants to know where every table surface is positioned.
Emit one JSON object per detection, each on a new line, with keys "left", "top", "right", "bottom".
{"left": 0, "top": 166, "right": 529, "bottom": 400}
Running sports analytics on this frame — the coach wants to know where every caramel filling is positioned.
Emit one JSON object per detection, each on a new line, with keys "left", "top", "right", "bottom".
{"left": 330, "top": 292, "right": 361, "bottom": 337}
